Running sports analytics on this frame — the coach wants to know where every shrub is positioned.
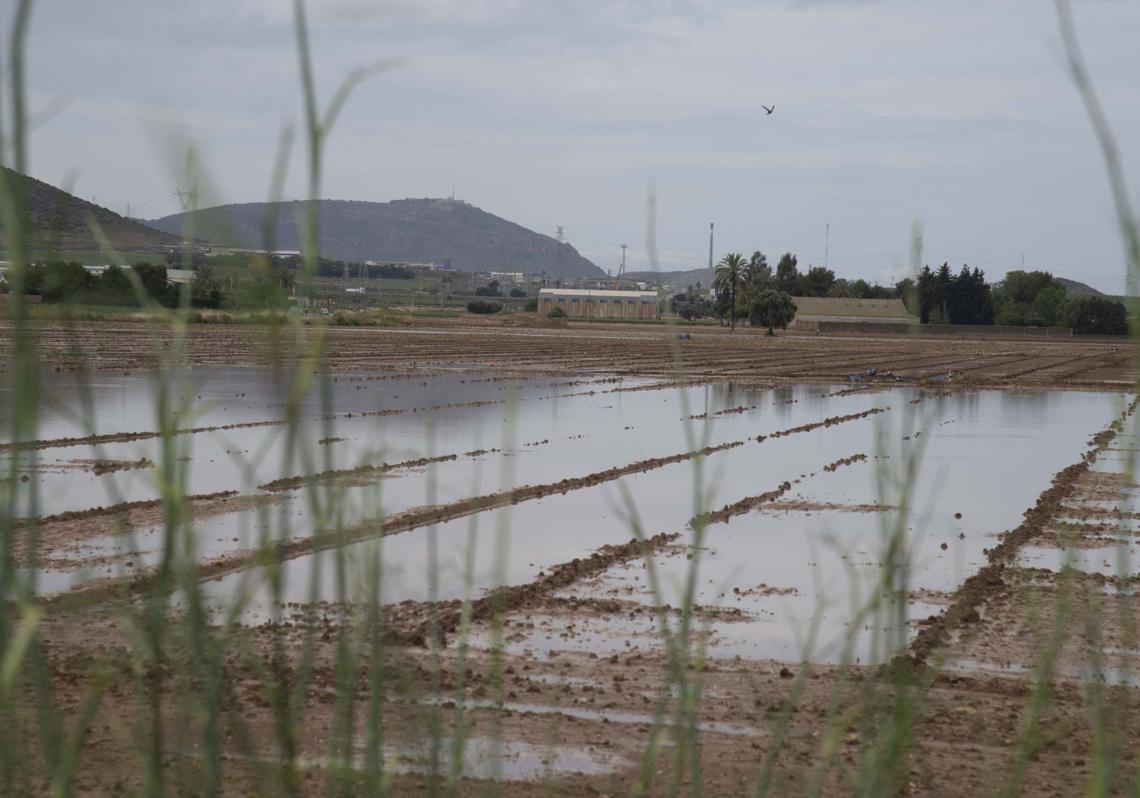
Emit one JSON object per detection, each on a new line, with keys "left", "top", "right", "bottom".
{"left": 37, "top": 261, "right": 93, "bottom": 303}
{"left": 676, "top": 303, "right": 705, "bottom": 321}
{"left": 509, "top": 287, "right": 526, "bottom": 298}
{"left": 548, "top": 306, "right": 567, "bottom": 318}
{"left": 524, "top": 298, "right": 538, "bottom": 312}
{"left": 466, "top": 300, "right": 502, "bottom": 314}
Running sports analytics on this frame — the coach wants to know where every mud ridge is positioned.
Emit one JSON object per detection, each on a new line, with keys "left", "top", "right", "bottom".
{"left": 70, "top": 457, "right": 154, "bottom": 476}
{"left": 756, "top": 407, "right": 887, "bottom": 442}
{"left": 4, "top": 381, "right": 649, "bottom": 456}
{"left": 58, "top": 441, "right": 745, "bottom": 605}
{"left": 904, "top": 396, "right": 1140, "bottom": 669}
{"left": 257, "top": 453, "right": 459, "bottom": 493}
{"left": 384, "top": 532, "right": 682, "bottom": 646}
{"left": 689, "top": 404, "right": 755, "bottom": 420}
{"left": 823, "top": 453, "right": 867, "bottom": 472}
{"left": 763, "top": 500, "right": 896, "bottom": 514}
{"left": 695, "top": 481, "right": 794, "bottom": 527}
{"left": 18, "top": 490, "right": 239, "bottom": 526}
{"left": 0, "top": 419, "right": 287, "bottom": 454}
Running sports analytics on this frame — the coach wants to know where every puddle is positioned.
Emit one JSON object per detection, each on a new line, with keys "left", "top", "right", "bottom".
{"left": 946, "top": 657, "right": 1140, "bottom": 686}
{"left": 431, "top": 698, "right": 764, "bottom": 737}
{"left": 229, "top": 736, "right": 629, "bottom": 781}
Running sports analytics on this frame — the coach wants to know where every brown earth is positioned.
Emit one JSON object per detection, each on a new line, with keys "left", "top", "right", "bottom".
{"left": 17, "top": 600, "right": 1132, "bottom": 797}
{"left": 8, "top": 319, "right": 1140, "bottom": 794}
{"left": 2, "top": 318, "right": 1137, "bottom": 390}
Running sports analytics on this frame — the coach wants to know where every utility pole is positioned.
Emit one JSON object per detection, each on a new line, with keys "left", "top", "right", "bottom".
{"left": 616, "top": 243, "right": 627, "bottom": 288}
{"left": 708, "top": 222, "right": 714, "bottom": 270}
{"left": 825, "top": 223, "right": 830, "bottom": 269}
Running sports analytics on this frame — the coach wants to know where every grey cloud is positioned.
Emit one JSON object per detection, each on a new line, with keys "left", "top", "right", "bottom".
{"left": 11, "top": 0, "right": 1140, "bottom": 290}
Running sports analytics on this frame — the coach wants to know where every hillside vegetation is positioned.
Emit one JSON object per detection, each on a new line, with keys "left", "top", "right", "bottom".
{"left": 147, "top": 198, "right": 603, "bottom": 278}
{"left": 0, "top": 168, "right": 181, "bottom": 255}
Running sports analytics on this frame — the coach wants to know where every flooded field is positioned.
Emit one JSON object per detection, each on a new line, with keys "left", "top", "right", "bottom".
{"left": 8, "top": 366, "right": 1129, "bottom": 667}
{"left": 4, "top": 332, "right": 1140, "bottom": 795}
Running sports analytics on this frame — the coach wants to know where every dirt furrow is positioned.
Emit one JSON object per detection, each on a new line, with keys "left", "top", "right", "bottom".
{"left": 904, "top": 396, "right": 1140, "bottom": 669}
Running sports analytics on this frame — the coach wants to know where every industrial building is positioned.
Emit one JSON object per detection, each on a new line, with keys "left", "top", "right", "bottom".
{"left": 538, "top": 288, "right": 660, "bottom": 320}
{"left": 789, "top": 297, "right": 918, "bottom": 332}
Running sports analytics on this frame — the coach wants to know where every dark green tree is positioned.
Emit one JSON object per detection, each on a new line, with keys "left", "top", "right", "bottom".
{"left": 895, "top": 277, "right": 919, "bottom": 316}
{"left": 1065, "top": 296, "right": 1127, "bottom": 335}
{"left": 748, "top": 289, "right": 797, "bottom": 335}
{"left": 96, "top": 265, "right": 136, "bottom": 305}
{"left": 1032, "top": 283, "right": 1068, "bottom": 327}
{"left": 827, "top": 279, "right": 853, "bottom": 298}
{"left": 801, "top": 265, "right": 836, "bottom": 297}
{"left": 743, "top": 251, "right": 772, "bottom": 303}
{"left": 131, "top": 262, "right": 172, "bottom": 305}
{"left": 190, "top": 266, "right": 224, "bottom": 309}
{"left": 40, "top": 261, "right": 93, "bottom": 303}
{"left": 775, "top": 253, "right": 799, "bottom": 294}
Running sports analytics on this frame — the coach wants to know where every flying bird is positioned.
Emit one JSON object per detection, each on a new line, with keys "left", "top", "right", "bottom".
{"left": 762, "top": 105, "right": 775, "bottom": 115}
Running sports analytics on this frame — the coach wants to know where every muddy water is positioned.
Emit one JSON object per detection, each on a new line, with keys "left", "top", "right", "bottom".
{"left": 9, "top": 367, "right": 1128, "bottom": 664}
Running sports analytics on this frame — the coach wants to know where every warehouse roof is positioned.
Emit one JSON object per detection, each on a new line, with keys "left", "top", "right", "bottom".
{"left": 539, "top": 288, "right": 658, "bottom": 300}
{"left": 791, "top": 297, "right": 915, "bottom": 321}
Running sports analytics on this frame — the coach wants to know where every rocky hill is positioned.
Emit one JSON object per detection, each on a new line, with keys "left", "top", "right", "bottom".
{"left": 1055, "top": 277, "right": 1105, "bottom": 296}
{"left": 0, "top": 168, "right": 181, "bottom": 255}
{"left": 147, "top": 198, "right": 603, "bottom": 278}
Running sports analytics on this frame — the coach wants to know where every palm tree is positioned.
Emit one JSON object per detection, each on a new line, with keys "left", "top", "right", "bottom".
{"left": 713, "top": 252, "right": 746, "bottom": 331}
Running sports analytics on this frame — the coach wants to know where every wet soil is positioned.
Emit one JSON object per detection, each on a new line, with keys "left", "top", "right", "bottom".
{"left": 6, "top": 323, "right": 1140, "bottom": 794}
{"left": 4, "top": 319, "right": 1136, "bottom": 391}
{"left": 905, "top": 397, "right": 1139, "bottom": 668}
{"left": 21, "top": 604, "right": 1132, "bottom": 797}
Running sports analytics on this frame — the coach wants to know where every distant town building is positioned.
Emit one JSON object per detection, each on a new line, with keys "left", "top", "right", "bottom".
{"left": 210, "top": 247, "right": 301, "bottom": 257}
{"left": 489, "top": 271, "right": 525, "bottom": 285}
{"left": 538, "top": 288, "right": 660, "bottom": 320}
{"left": 364, "top": 260, "right": 440, "bottom": 272}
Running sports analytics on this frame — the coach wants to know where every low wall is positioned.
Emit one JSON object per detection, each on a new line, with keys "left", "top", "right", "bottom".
{"left": 812, "top": 320, "right": 1073, "bottom": 338}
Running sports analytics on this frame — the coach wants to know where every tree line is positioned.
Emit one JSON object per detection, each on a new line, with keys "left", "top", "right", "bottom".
{"left": 2, "top": 260, "right": 280, "bottom": 310}
{"left": 670, "top": 252, "right": 1128, "bottom": 336}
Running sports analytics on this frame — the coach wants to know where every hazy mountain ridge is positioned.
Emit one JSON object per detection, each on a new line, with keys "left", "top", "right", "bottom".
{"left": 0, "top": 169, "right": 181, "bottom": 255}
{"left": 147, "top": 198, "right": 604, "bottom": 278}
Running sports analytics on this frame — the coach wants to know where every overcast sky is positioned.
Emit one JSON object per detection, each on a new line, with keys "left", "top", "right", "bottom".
{"left": 11, "top": 0, "right": 1140, "bottom": 291}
